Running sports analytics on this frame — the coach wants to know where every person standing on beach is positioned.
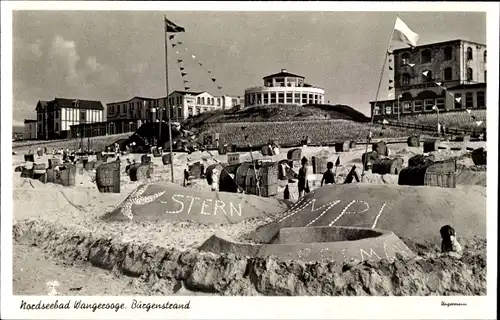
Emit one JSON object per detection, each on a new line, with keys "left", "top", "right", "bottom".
{"left": 297, "top": 157, "right": 310, "bottom": 198}
{"left": 321, "top": 162, "right": 335, "bottom": 186}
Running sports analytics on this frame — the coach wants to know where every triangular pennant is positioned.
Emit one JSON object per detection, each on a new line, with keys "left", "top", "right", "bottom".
{"left": 389, "top": 66, "right": 393, "bottom": 71}
{"left": 172, "top": 43, "right": 177, "bottom": 48}
{"left": 382, "top": 119, "right": 389, "bottom": 124}
{"left": 422, "top": 71, "right": 429, "bottom": 76}
{"left": 476, "top": 121, "right": 483, "bottom": 126}
{"left": 180, "top": 67, "right": 185, "bottom": 71}
{"left": 184, "top": 87, "right": 190, "bottom": 90}
{"left": 183, "top": 80, "right": 189, "bottom": 83}
{"left": 184, "top": 47, "right": 188, "bottom": 52}
{"left": 169, "top": 35, "right": 175, "bottom": 40}
{"left": 408, "top": 63, "right": 415, "bottom": 67}
{"left": 435, "top": 81, "right": 442, "bottom": 86}
{"left": 471, "top": 115, "right": 476, "bottom": 120}
{"left": 241, "top": 126, "right": 246, "bottom": 131}
{"left": 335, "top": 156, "right": 340, "bottom": 167}
{"left": 177, "top": 59, "right": 182, "bottom": 63}
{"left": 181, "top": 72, "right": 187, "bottom": 77}
{"left": 388, "top": 92, "right": 394, "bottom": 98}
{"left": 207, "top": 70, "right": 212, "bottom": 74}
{"left": 211, "top": 78, "right": 217, "bottom": 82}
{"left": 217, "top": 86, "right": 223, "bottom": 90}
{"left": 191, "top": 55, "right": 196, "bottom": 59}
{"left": 177, "top": 41, "right": 183, "bottom": 45}
{"left": 388, "top": 86, "right": 393, "bottom": 90}
{"left": 389, "top": 79, "right": 393, "bottom": 84}
{"left": 198, "top": 62, "right": 203, "bottom": 67}
{"left": 466, "top": 109, "right": 471, "bottom": 114}
{"left": 389, "top": 58, "right": 393, "bottom": 63}
{"left": 455, "top": 97, "right": 462, "bottom": 103}
{"left": 244, "top": 135, "right": 249, "bottom": 140}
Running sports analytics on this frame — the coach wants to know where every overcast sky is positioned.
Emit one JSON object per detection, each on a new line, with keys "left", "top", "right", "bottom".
{"left": 12, "top": 11, "right": 485, "bottom": 126}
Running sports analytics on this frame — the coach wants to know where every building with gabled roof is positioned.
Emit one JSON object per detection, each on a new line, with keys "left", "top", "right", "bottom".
{"left": 35, "top": 97, "right": 104, "bottom": 139}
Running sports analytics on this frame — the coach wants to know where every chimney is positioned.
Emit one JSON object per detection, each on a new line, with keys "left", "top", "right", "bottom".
{"left": 281, "top": 69, "right": 287, "bottom": 73}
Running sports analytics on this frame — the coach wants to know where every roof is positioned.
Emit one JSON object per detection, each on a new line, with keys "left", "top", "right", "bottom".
{"left": 35, "top": 100, "right": 49, "bottom": 111}
{"left": 54, "top": 98, "right": 104, "bottom": 110}
{"left": 107, "top": 96, "right": 156, "bottom": 105}
{"left": 170, "top": 90, "right": 204, "bottom": 96}
{"left": 446, "top": 82, "right": 486, "bottom": 91}
{"left": 24, "top": 119, "right": 37, "bottom": 123}
{"left": 263, "top": 71, "right": 305, "bottom": 80}
{"left": 393, "top": 39, "right": 486, "bottom": 53}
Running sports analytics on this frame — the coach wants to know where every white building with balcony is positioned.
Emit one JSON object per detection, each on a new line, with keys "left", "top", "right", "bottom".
{"left": 244, "top": 69, "right": 325, "bottom": 107}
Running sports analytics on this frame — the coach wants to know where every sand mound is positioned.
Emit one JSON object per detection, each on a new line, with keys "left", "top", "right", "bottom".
{"left": 248, "top": 184, "right": 486, "bottom": 245}
{"left": 103, "top": 182, "right": 288, "bottom": 224}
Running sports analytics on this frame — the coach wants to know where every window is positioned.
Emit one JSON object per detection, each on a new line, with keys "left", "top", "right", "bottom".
{"left": 402, "top": 101, "right": 412, "bottom": 113}
{"left": 55, "top": 123, "right": 59, "bottom": 131}
{"left": 436, "top": 98, "right": 445, "bottom": 110}
{"left": 286, "top": 93, "right": 293, "bottom": 103}
{"left": 393, "top": 102, "right": 400, "bottom": 115}
{"left": 484, "top": 50, "right": 487, "bottom": 63}
{"left": 467, "top": 47, "right": 473, "bottom": 60}
{"left": 38, "top": 114, "right": 42, "bottom": 121}
{"left": 188, "top": 107, "right": 193, "bottom": 116}
{"left": 197, "top": 97, "right": 201, "bottom": 104}
{"left": 196, "top": 106, "right": 201, "bottom": 114}
{"left": 443, "top": 46, "right": 453, "bottom": 60}
{"left": 454, "top": 93, "right": 462, "bottom": 109}
{"left": 401, "top": 52, "right": 411, "bottom": 65}
{"left": 477, "top": 91, "right": 485, "bottom": 108}
{"left": 465, "top": 92, "right": 474, "bottom": 109}
{"left": 294, "top": 93, "right": 300, "bottom": 103}
{"left": 385, "top": 104, "right": 392, "bottom": 115}
{"left": 373, "top": 105, "right": 381, "bottom": 115}
{"left": 402, "top": 73, "right": 410, "bottom": 85}
{"left": 80, "top": 111, "right": 86, "bottom": 121}
{"left": 55, "top": 110, "right": 59, "bottom": 118}
{"left": 423, "top": 70, "right": 432, "bottom": 82}
{"left": 278, "top": 93, "right": 284, "bottom": 104}
{"left": 122, "top": 105, "right": 126, "bottom": 113}
{"left": 467, "top": 68, "right": 473, "bottom": 81}
{"left": 301, "top": 93, "right": 307, "bottom": 104}
{"left": 270, "top": 93, "right": 276, "bottom": 104}
{"left": 308, "top": 94, "right": 314, "bottom": 104}
{"left": 444, "top": 67, "right": 453, "bottom": 81}
{"left": 421, "top": 49, "right": 432, "bottom": 63}
{"left": 201, "top": 97, "right": 205, "bottom": 105}
{"left": 263, "top": 94, "right": 269, "bottom": 104}
{"left": 424, "top": 99, "right": 434, "bottom": 112}
{"left": 109, "top": 105, "right": 113, "bottom": 113}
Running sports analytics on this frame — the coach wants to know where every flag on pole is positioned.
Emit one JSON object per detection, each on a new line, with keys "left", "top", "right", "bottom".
{"left": 165, "top": 17, "right": 185, "bottom": 33}
{"left": 393, "top": 17, "right": 419, "bottom": 47}
{"left": 335, "top": 156, "right": 341, "bottom": 167}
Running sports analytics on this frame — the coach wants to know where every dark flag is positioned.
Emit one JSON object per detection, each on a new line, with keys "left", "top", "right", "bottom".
{"left": 244, "top": 135, "right": 249, "bottom": 140}
{"left": 177, "top": 59, "right": 183, "bottom": 63}
{"left": 198, "top": 62, "right": 203, "bottom": 66}
{"left": 389, "top": 58, "right": 393, "bottom": 63}
{"left": 389, "top": 66, "right": 393, "bottom": 71}
{"left": 172, "top": 43, "right": 177, "bottom": 48}
{"left": 177, "top": 41, "right": 183, "bottom": 45}
{"left": 207, "top": 70, "right": 212, "bottom": 74}
{"left": 389, "top": 86, "right": 393, "bottom": 90}
{"left": 180, "top": 67, "right": 184, "bottom": 71}
{"left": 241, "top": 126, "right": 246, "bottom": 131}
{"left": 169, "top": 35, "right": 175, "bottom": 40}
{"left": 389, "top": 79, "right": 393, "bottom": 84}
{"left": 183, "top": 80, "right": 189, "bottom": 83}
{"left": 471, "top": 115, "right": 477, "bottom": 120}
{"left": 165, "top": 17, "right": 185, "bottom": 33}
{"left": 181, "top": 72, "right": 187, "bottom": 77}
{"left": 335, "top": 156, "right": 340, "bottom": 167}
{"left": 211, "top": 78, "right": 217, "bottom": 82}
{"left": 217, "top": 86, "right": 223, "bottom": 90}
{"left": 184, "top": 86, "right": 190, "bottom": 90}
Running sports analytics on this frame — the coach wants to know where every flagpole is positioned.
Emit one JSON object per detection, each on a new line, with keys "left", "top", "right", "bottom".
{"left": 164, "top": 15, "right": 175, "bottom": 183}
{"left": 361, "top": 15, "right": 398, "bottom": 182}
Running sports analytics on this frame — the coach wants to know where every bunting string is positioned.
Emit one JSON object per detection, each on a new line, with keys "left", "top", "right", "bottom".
{"left": 174, "top": 42, "right": 225, "bottom": 95}
{"left": 172, "top": 45, "right": 191, "bottom": 91}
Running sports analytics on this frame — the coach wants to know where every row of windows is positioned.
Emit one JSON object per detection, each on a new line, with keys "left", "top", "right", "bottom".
{"left": 401, "top": 68, "right": 486, "bottom": 86}
{"left": 108, "top": 96, "right": 221, "bottom": 114}
{"left": 245, "top": 92, "right": 324, "bottom": 105}
{"left": 401, "top": 46, "right": 486, "bottom": 65}
{"left": 374, "top": 91, "right": 485, "bottom": 115}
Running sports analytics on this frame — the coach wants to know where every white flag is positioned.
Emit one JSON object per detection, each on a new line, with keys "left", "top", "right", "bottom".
{"left": 432, "top": 105, "right": 438, "bottom": 111}
{"left": 422, "top": 71, "right": 429, "bottom": 77}
{"left": 393, "top": 17, "right": 419, "bottom": 47}
{"left": 435, "top": 82, "right": 442, "bottom": 86}
{"left": 476, "top": 121, "right": 483, "bottom": 126}
{"left": 398, "top": 94, "right": 403, "bottom": 99}
{"left": 388, "top": 92, "right": 394, "bottom": 98}
{"left": 455, "top": 97, "right": 462, "bottom": 103}
{"left": 192, "top": 55, "right": 196, "bottom": 59}
{"left": 408, "top": 63, "right": 415, "bottom": 67}
{"left": 382, "top": 119, "right": 389, "bottom": 124}
{"left": 466, "top": 109, "right": 471, "bottom": 114}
